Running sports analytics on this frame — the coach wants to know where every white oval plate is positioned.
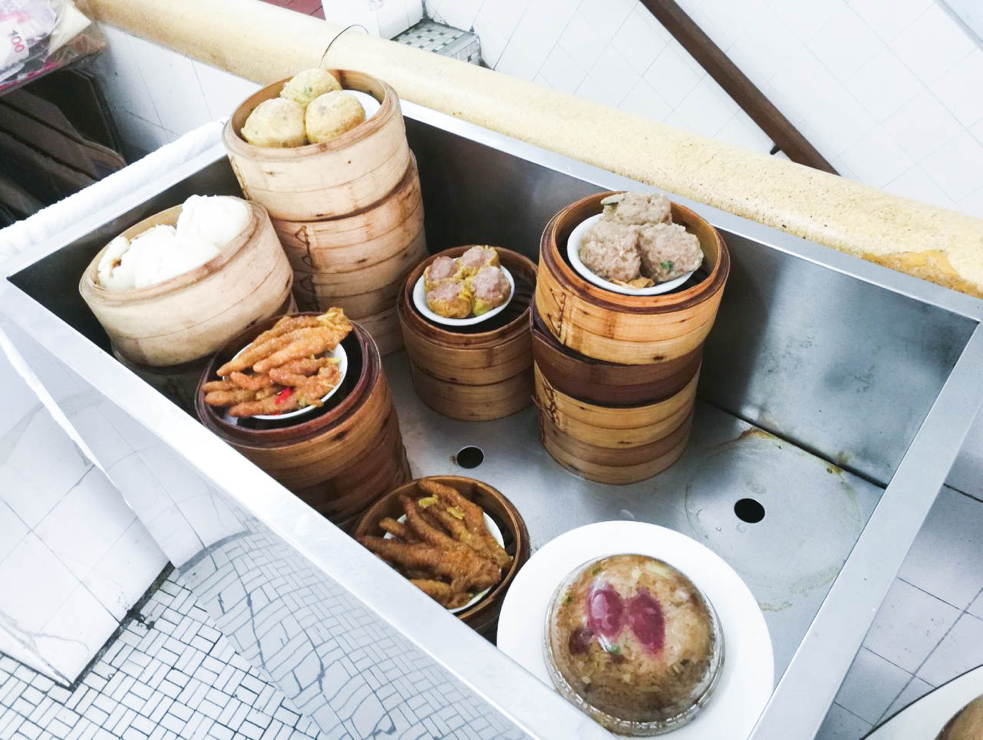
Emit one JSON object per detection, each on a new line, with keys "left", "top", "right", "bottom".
{"left": 222, "top": 340, "right": 348, "bottom": 422}
{"left": 413, "top": 266, "right": 515, "bottom": 327}
{"left": 385, "top": 509, "right": 504, "bottom": 614}
{"left": 568, "top": 214, "right": 696, "bottom": 296}
{"left": 347, "top": 90, "right": 381, "bottom": 121}
{"left": 497, "top": 521, "right": 773, "bottom": 740}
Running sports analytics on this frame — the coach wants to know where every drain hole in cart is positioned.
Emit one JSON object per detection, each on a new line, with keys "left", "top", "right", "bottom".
{"left": 734, "top": 498, "right": 765, "bottom": 524}
{"left": 455, "top": 446, "right": 484, "bottom": 469}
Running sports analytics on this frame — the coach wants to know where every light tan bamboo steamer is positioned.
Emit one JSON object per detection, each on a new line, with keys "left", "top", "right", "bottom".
{"left": 398, "top": 246, "right": 537, "bottom": 421}
{"left": 533, "top": 364, "right": 696, "bottom": 484}
{"left": 272, "top": 159, "right": 423, "bottom": 273}
{"left": 536, "top": 192, "right": 729, "bottom": 365}
{"left": 224, "top": 70, "right": 411, "bottom": 221}
{"left": 356, "top": 307, "right": 403, "bottom": 356}
{"left": 79, "top": 200, "right": 293, "bottom": 367}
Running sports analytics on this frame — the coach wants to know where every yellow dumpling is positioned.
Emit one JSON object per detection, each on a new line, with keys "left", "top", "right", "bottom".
{"left": 280, "top": 68, "right": 342, "bottom": 108}
{"left": 305, "top": 91, "right": 366, "bottom": 144}
{"left": 241, "top": 98, "right": 306, "bottom": 148}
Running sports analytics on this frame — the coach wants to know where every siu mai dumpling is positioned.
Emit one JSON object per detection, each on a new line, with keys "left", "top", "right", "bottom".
{"left": 426, "top": 280, "right": 473, "bottom": 319}
{"left": 457, "top": 245, "right": 500, "bottom": 276}
{"left": 424, "top": 255, "right": 460, "bottom": 292}
{"left": 467, "top": 266, "right": 511, "bottom": 315}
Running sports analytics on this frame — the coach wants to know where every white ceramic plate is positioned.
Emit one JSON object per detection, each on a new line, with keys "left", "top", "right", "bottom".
{"left": 568, "top": 214, "right": 696, "bottom": 296}
{"left": 412, "top": 266, "right": 515, "bottom": 327}
{"left": 497, "top": 521, "right": 774, "bottom": 739}
{"left": 384, "top": 510, "right": 504, "bottom": 614}
{"left": 222, "top": 341, "right": 348, "bottom": 422}
{"left": 347, "top": 90, "right": 381, "bottom": 120}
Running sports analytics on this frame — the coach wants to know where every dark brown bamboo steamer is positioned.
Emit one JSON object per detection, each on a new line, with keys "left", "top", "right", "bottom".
{"left": 195, "top": 313, "right": 408, "bottom": 523}
{"left": 353, "top": 475, "right": 530, "bottom": 636}
{"left": 224, "top": 71, "right": 411, "bottom": 222}
{"left": 530, "top": 302, "right": 701, "bottom": 406}
{"left": 398, "top": 246, "right": 537, "bottom": 421}
{"left": 535, "top": 192, "right": 729, "bottom": 365}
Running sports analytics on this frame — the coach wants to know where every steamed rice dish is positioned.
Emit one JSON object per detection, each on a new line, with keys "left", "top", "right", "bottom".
{"left": 97, "top": 195, "right": 250, "bottom": 291}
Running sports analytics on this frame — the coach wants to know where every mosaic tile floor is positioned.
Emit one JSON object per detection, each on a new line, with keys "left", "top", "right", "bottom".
{"left": 0, "top": 571, "right": 322, "bottom": 740}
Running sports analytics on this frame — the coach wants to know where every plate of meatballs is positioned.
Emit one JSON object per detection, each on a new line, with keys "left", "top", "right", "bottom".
{"left": 414, "top": 246, "right": 515, "bottom": 326}
{"left": 568, "top": 192, "right": 705, "bottom": 296}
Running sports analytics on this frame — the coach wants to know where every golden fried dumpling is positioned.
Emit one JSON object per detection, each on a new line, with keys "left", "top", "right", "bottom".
{"left": 426, "top": 280, "right": 472, "bottom": 319}
{"left": 280, "top": 68, "right": 341, "bottom": 108}
{"left": 457, "top": 245, "right": 500, "bottom": 277}
{"left": 467, "top": 266, "right": 511, "bottom": 316}
{"left": 305, "top": 91, "right": 366, "bottom": 144}
{"left": 241, "top": 98, "right": 307, "bottom": 148}
{"left": 423, "top": 255, "right": 460, "bottom": 292}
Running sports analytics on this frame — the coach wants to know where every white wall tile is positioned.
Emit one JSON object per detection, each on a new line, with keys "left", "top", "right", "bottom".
{"left": 127, "top": 36, "right": 212, "bottom": 135}
{"left": 475, "top": 0, "right": 527, "bottom": 41}
{"left": 588, "top": 46, "right": 640, "bottom": 105}
{"left": 64, "top": 407, "right": 133, "bottom": 470}
{"left": 666, "top": 79, "right": 733, "bottom": 139}
{"left": 815, "top": 703, "right": 873, "bottom": 740}
{"left": 839, "top": 126, "right": 913, "bottom": 188}
{"left": 958, "top": 187, "right": 983, "bottom": 220}
{"left": 714, "top": 109, "right": 773, "bottom": 153}
{"left": 538, "top": 46, "right": 588, "bottom": 95}
{"left": 34, "top": 469, "right": 136, "bottom": 582}
{"left": 918, "top": 614, "right": 983, "bottom": 686}
{"left": 845, "top": 47, "right": 922, "bottom": 122}
{"left": 34, "top": 586, "right": 117, "bottom": 681}
{"left": 578, "top": 0, "right": 636, "bottom": 51}
{"left": 834, "top": 648, "right": 911, "bottom": 724}
{"left": 83, "top": 520, "right": 167, "bottom": 622}
{"left": 575, "top": 74, "right": 624, "bottom": 108}
{"left": 114, "top": 110, "right": 175, "bottom": 155}
{"left": 770, "top": 0, "right": 844, "bottom": 41}
{"left": 610, "top": 4, "right": 669, "bottom": 76}
{"left": 473, "top": 16, "right": 508, "bottom": 68}
{"left": 864, "top": 579, "right": 960, "bottom": 673}
{"left": 194, "top": 62, "right": 262, "bottom": 122}
{"left": 91, "top": 25, "right": 162, "bottom": 125}
{"left": 0, "top": 500, "right": 27, "bottom": 563}
{"left": 496, "top": 0, "right": 578, "bottom": 81}
{"left": 921, "top": 132, "right": 983, "bottom": 202}
{"left": 882, "top": 89, "right": 962, "bottom": 163}
{"left": 618, "top": 78, "right": 673, "bottom": 122}
{"left": 377, "top": 0, "right": 411, "bottom": 39}
{"left": 726, "top": 9, "right": 801, "bottom": 83}
{"left": 434, "top": 0, "right": 481, "bottom": 31}
{"left": 933, "top": 49, "right": 983, "bottom": 128}
{"left": 968, "top": 591, "right": 983, "bottom": 620}
{"left": 897, "top": 486, "right": 983, "bottom": 610}
{"left": 406, "top": 0, "right": 423, "bottom": 26}
{"left": 684, "top": 0, "right": 765, "bottom": 51}
{"left": 847, "top": 0, "right": 932, "bottom": 44}
{"left": 882, "top": 677, "right": 933, "bottom": 720}
{"left": 558, "top": 11, "right": 612, "bottom": 70}
{"left": 807, "top": 3, "right": 882, "bottom": 83}
{"left": 643, "top": 44, "right": 701, "bottom": 108}
{"left": 890, "top": 3, "right": 975, "bottom": 85}
{"left": 0, "top": 534, "right": 76, "bottom": 632}
{"left": 884, "top": 166, "right": 957, "bottom": 211}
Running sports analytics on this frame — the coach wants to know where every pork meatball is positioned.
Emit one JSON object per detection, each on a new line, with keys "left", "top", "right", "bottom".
{"left": 579, "top": 220, "right": 641, "bottom": 283}
{"left": 280, "top": 68, "right": 341, "bottom": 108}
{"left": 305, "top": 91, "right": 365, "bottom": 144}
{"left": 468, "top": 266, "right": 511, "bottom": 315}
{"left": 636, "top": 223, "right": 703, "bottom": 282}
{"left": 426, "top": 280, "right": 472, "bottom": 319}
{"left": 241, "top": 98, "right": 307, "bottom": 148}
{"left": 602, "top": 192, "right": 671, "bottom": 225}
{"left": 457, "top": 245, "right": 500, "bottom": 276}
{"left": 424, "top": 256, "right": 459, "bottom": 292}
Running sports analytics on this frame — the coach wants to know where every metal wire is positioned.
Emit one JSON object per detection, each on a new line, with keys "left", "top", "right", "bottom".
{"left": 320, "top": 24, "right": 369, "bottom": 68}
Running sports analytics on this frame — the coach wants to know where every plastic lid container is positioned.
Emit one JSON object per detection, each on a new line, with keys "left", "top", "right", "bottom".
{"left": 543, "top": 554, "right": 723, "bottom": 735}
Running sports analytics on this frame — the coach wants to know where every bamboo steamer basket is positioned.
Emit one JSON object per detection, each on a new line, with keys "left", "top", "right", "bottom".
{"left": 534, "top": 365, "right": 697, "bottom": 484}
{"left": 530, "top": 303, "right": 701, "bottom": 406}
{"left": 398, "top": 246, "right": 537, "bottom": 421}
{"left": 79, "top": 200, "right": 293, "bottom": 367}
{"left": 224, "top": 70, "right": 411, "bottom": 221}
{"left": 195, "top": 314, "right": 410, "bottom": 524}
{"left": 535, "top": 192, "right": 730, "bottom": 365}
{"left": 353, "top": 476, "right": 530, "bottom": 636}
{"left": 356, "top": 307, "right": 403, "bottom": 356}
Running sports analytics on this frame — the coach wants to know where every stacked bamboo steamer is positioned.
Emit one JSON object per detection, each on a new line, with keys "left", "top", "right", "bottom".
{"left": 196, "top": 314, "right": 411, "bottom": 531}
{"left": 79, "top": 200, "right": 295, "bottom": 412}
{"left": 223, "top": 70, "right": 426, "bottom": 356}
{"left": 398, "top": 247, "right": 537, "bottom": 421}
{"left": 533, "top": 192, "right": 730, "bottom": 484}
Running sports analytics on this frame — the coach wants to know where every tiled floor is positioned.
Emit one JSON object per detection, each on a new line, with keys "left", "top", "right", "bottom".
{"left": 0, "top": 571, "right": 322, "bottom": 740}
{"left": 816, "top": 484, "right": 983, "bottom": 739}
